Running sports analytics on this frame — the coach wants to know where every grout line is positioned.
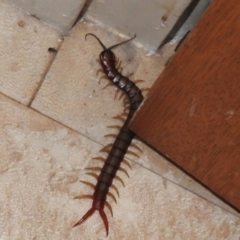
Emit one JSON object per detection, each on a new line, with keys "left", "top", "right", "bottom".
{"left": 27, "top": 38, "right": 64, "bottom": 107}
{"left": 71, "top": 0, "right": 93, "bottom": 29}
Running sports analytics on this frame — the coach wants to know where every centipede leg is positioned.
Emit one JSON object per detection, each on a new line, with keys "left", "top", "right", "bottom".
{"left": 116, "top": 58, "right": 122, "bottom": 72}
{"left": 74, "top": 206, "right": 109, "bottom": 236}
{"left": 99, "top": 75, "right": 108, "bottom": 84}
{"left": 103, "top": 82, "right": 114, "bottom": 90}
{"left": 134, "top": 79, "right": 145, "bottom": 84}
{"left": 99, "top": 210, "right": 109, "bottom": 236}
{"left": 141, "top": 87, "right": 150, "bottom": 93}
{"left": 73, "top": 208, "right": 95, "bottom": 228}
{"left": 96, "top": 69, "right": 104, "bottom": 76}
{"left": 114, "top": 88, "right": 121, "bottom": 100}
{"left": 126, "top": 72, "right": 134, "bottom": 78}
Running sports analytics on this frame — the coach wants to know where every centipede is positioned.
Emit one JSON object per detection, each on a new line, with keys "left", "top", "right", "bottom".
{"left": 73, "top": 33, "right": 144, "bottom": 236}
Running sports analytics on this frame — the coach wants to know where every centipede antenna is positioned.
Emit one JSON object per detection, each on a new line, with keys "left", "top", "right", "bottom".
{"left": 86, "top": 33, "right": 136, "bottom": 52}
{"left": 108, "top": 34, "right": 136, "bottom": 50}
{"left": 85, "top": 33, "right": 107, "bottom": 50}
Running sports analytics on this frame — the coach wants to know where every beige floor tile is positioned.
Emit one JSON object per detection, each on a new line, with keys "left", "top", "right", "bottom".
{"left": 0, "top": 0, "right": 62, "bottom": 105}
{"left": 30, "top": 20, "right": 178, "bottom": 182}
{"left": 1, "top": 93, "right": 240, "bottom": 239}
{"left": 30, "top": 20, "right": 240, "bottom": 216}
{"left": 31, "top": 20, "right": 169, "bottom": 146}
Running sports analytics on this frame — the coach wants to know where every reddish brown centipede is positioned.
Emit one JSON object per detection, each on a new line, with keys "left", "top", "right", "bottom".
{"left": 73, "top": 33, "right": 144, "bottom": 236}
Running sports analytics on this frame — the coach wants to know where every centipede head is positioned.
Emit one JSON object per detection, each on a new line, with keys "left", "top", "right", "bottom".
{"left": 85, "top": 33, "right": 136, "bottom": 68}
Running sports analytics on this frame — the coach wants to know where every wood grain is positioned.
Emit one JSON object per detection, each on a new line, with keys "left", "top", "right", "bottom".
{"left": 130, "top": 0, "right": 240, "bottom": 210}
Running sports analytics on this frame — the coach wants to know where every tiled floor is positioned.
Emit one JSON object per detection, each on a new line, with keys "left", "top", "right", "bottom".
{"left": 0, "top": 1, "right": 239, "bottom": 239}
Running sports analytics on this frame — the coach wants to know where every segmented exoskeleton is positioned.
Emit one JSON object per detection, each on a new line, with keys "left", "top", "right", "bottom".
{"left": 73, "top": 33, "right": 144, "bottom": 236}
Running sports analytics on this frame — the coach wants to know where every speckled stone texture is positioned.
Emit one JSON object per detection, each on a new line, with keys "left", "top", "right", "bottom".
{"left": 0, "top": 0, "right": 62, "bottom": 105}
{"left": 1, "top": 94, "right": 240, "bottom": 239}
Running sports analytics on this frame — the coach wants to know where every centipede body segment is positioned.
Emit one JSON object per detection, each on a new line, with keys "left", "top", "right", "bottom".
{"left": 73, "top": 33, "right": 144, "bottom": 236}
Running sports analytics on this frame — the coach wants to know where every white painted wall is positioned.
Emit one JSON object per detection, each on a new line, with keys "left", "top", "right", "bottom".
{"left": 86, "top": 0, "right": 191, "bottom": 51}
{"left": 5, "top": 0, "right": 191, "bottom": 50}
{"left": 5, "top": 0, "right": 86, "bottom": 34}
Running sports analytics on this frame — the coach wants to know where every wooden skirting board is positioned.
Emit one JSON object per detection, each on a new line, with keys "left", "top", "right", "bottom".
{"left": 130, "top": 0, "right": 240, "bottom": 211}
